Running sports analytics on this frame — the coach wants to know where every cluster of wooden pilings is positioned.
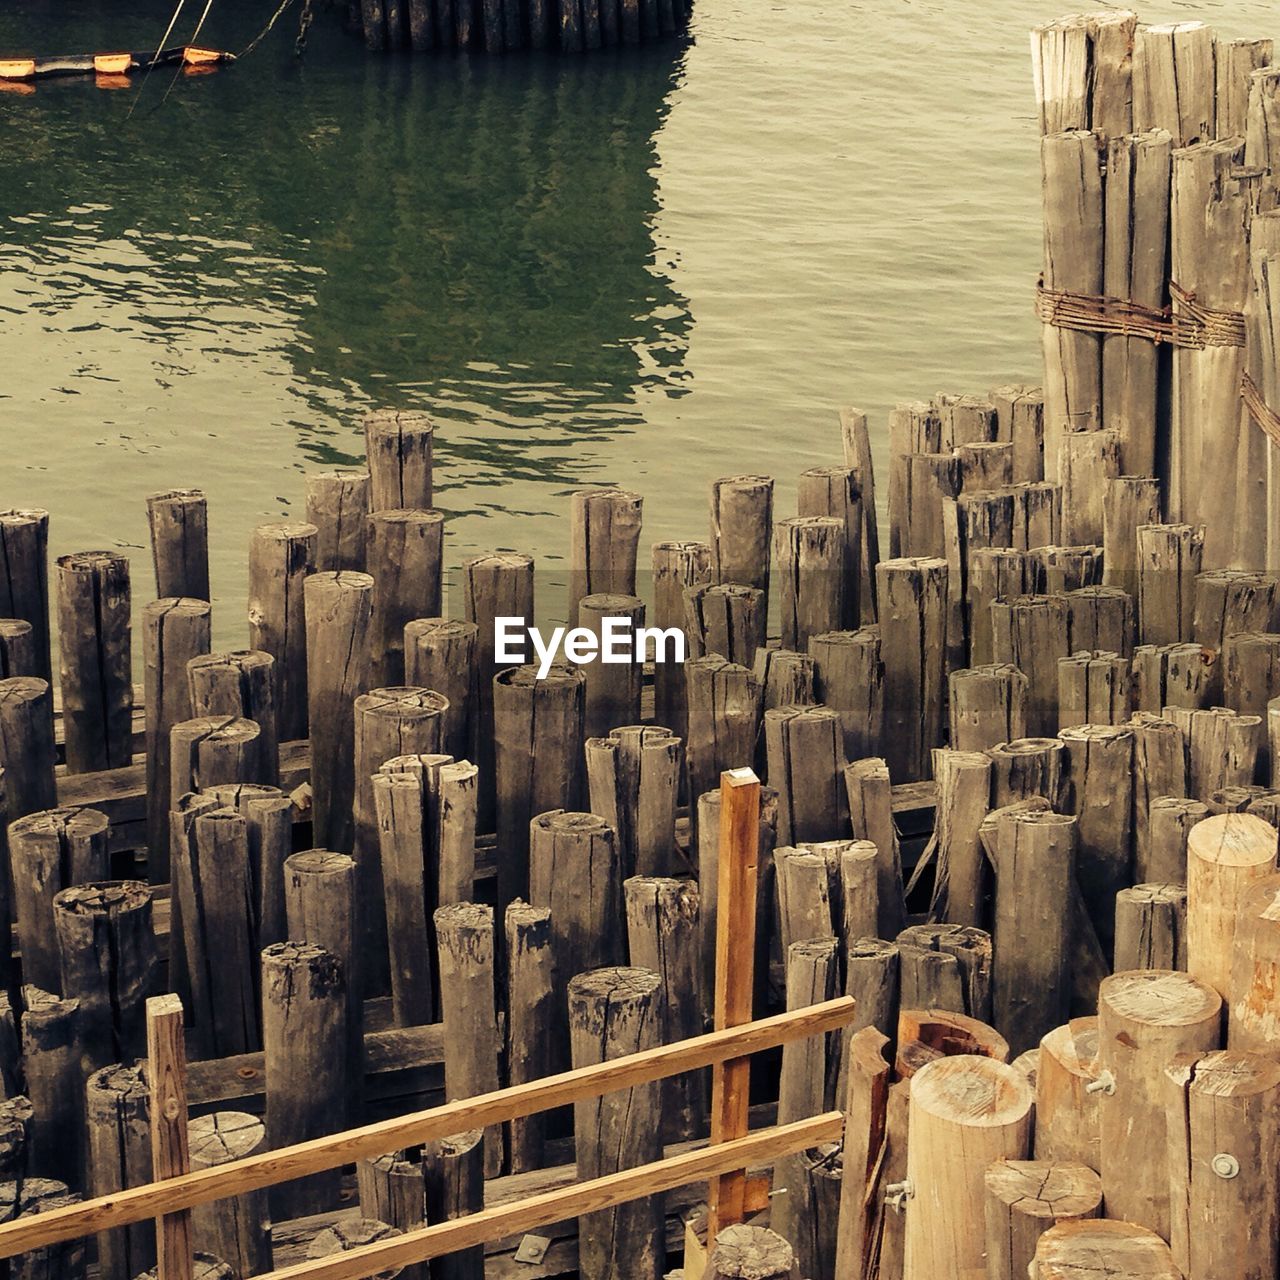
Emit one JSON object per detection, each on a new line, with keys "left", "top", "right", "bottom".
{"left": 350, "top": 0, "right": 689, "bottom": 54}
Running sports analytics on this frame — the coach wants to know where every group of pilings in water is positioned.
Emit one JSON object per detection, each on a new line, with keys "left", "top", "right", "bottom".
{"left": 349, "top": 0, "right": 690, "bottom": 54}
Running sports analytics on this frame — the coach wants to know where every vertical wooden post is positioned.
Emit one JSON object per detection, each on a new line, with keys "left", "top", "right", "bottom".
{"left": 21, "top": 986, "right": 83, "bottom": 1186}
{"left": 504, "top": 900, "right": 554, "bottom": 1173}
{"left": 1035, "top": 1018, "right": 1101, "bottom": 1171}
{"left": 840, "top": 410, "right": 882, "bottom": 618}
{"left": 367, "top": 509, "right": 445, "bottom": 688}
{"left": 991, "top": 594, "right": 1069, "bottom": 737}
{"left": 810, "top": 628, "right": 883, "bottom": 762}
{"left": 0, "top": 619, "right": 36, "bottom": 678}
{"left": 186, "top": 650, "right": 278, "bottom": 784}
{"left": 984, "top": 1161, "right": 1102, "bottom": 1280}
{"left": 578, "top": 593, "right": 644, "bottom": 740}
{"left": 765, "top": 706, "right": 846, "bottom": 847}
{"left": 710, "top": 476, "right": 774, "bottom": 641}
{"left": 568, "top": 488, "right": 643, "bottom": 628}
{"left": 586, "top": 725, "right": 681, "bottom": 879}
{"left": 651, "top": 540, "right": 711, "bottom": 740}
{"left": 1115, "top": 883, "right": 1188, "bottom": 970}
{"left": 86, "top": 1063, "right": 154, "bottom": 1280}
{"left": 305, "top": 469, "right": 370, "bottom": 573}
{"left": 0, "top": 509, "right": 51, "bottom": 684}
{"left": 363, "top": 409, "right": 433, "bottom": 513}
{"left": 949, "top": 664, "right": 1028, "bottom": 752}
{"left": 707, "top": 768, "right": 759, "bottom": 1240}
{"left": 1137, "top": 524, "right": 1204, "bottom": 646}
{"left": 0, "top": 676, "right": 58, "bottom": 825}
{"left": 422, "top": 1131, "right": 484, "bottom": 1280}
{"left": 146, "top": 993, "right": 192, "bottom": 1280}
{"left": 404, "top": 618, "right": 479, "bottom": 764}
{"left": 188, "top": 1113, "right": 271, "bottom": 1279}
{"left": 797, "top": 465, "right": 862, "bottom": 630}
{"left": 146, "top": 490, "right": 209, "bottom": 602}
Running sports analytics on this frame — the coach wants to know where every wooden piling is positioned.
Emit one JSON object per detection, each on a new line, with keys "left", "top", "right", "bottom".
{"left": 404, "top": 619, "right": 479, "bottom": 765}
{"left": 1131, "top": 642, "right": 1215, "bottom": 713}
{"left": 1142, "top": 795, "right": 1206, "bottom": 887}
{"left": 1097, "top": 970, "right": 1222, "bottom": 1237}
{"left": 493, "top": 663, "right": 584, "bottom": 919}
{"left": 896, "top": 924, "right": 993, "bottom": 1023}
{"left": 422, "top": 1130, "right": 484, "bottom": 1280}
{"left": 1031, "top": 12, "right": 1136, "bottom": 136}
{"left": 56, "top": 551, "right": 133, "bottom": 775}
{"left": 188, "top": 1112, "right": 271, "bottom": 1280}
{"left": 652, "top": 540, "right": 711, "bottom": 739}
{"left": 247, "top": 522, "right": 316, "bottom": 744}
{"left": 764, "top": 706, "right": 845, "bottom": 847}
{"left": 146, "top": 489, "right": 209, "bottom": 602}
{"left": 0, "top": 1178, "right": 86, "bottom": 1279}
{"left": 1193, "top": 570, "right": 1278, "bottom": 652}
{"left": 568, "top": 488, "right": 643, "bottom": 628}
{"left": 888, "top": 403, "right": 941, "bottom": 557}
{"left": 900, "top": 452, "right": 959, "bottom": 559}
{"left": 796, "top": 467, "right": 862, "bottom": 630}
{"left": 902, "top": 1055, "right": 1032, "bottom": 1280}
{"left": 1114, "top": 883, "right": 1188, "bottom": 971}
{"left": 204, "top": 783, "right": 293, "bottom": 948}
{"left": 356, "top": 1152, "right": 424, "bottom": 1280}
{"left": 1031, "top": 1219, "right": 1179, "bottom": 1280}
{"left": 1131, "top": 716, "right": 1189, "bottom": 882}
{"left": 433, "top": 903, "right": 503, "bottom": 1178}
{"left": 284, "top": 849, "right": 361, "bottom": 1123}
{"left": 876, "top": 557, "right": 947, "bottom": 782}
{"left": 568, "top": 966, "right": 664, "bottom": 1280}
{"left": 757, "top": 649, "right": 815, "bottom": 714}
{"left": 988, "top": 737, "right": 1064, "bottom": 809}
{"left": 169, "top": 716, "right": 263, "bottom": 808}
{"left": 0, "top": 679, "right": 56, "bottom": 828}
{"left": 685, "top": 656, "right": 761, "bottom": 834}
{"left": 261, "top": 941, "right": 346, "bottom": 1218}
{"left": 0, "top": 510, "right": 51, "bottom": 684}
{"left": 845, "top": 758, "right": 906, "bottom": 939}
{"left": 1165, "top": 1048, "right": 1280, "bottom": 1280}
{"left": 1058, "top": 723, "right": 1134, "bottom": 954}
{"left": 774, "top": 845, "right": 838, "bottom": 957}
{"left": 1059, "top": 430, "right": 1121, "bottom": 547}
{"left": 808, "top": 628, "right": 882, "bottom": 762}
{"left": 0, "top": 620, "right": 35, "bottom": 679}
{"left": 85, "top": 1063, "right": 152, "bottom": 1280}
{"left": 624, "top": 876, "right": 704, "bottom": 1142}
{"left": 305, "top": 469, "right": 370, "bottom": 573}
{"left": 991, "top": 809, "right": 1076, "bottom": 1055}
{"left": 930, "top": 749, "right": 991, "bottom": 927}
{"left": 949, "top": 664, "right": 1027, "bottom": 753}
{"left": 683, "top": 583, "right": 762, "bottom": 669}
{"left": 1028, "top": 545, "right": 1102, "bottom": 595}
{"left": 367, "top": 509, "right": 445, "bottom": 688}
{"left": 504, "top": 900, "right": 554, "bottom": 1173}
{"left": 838, "top": 406, "right": 881, "bottom": 623}
{"left": 586, "top": 725, "right": 680, "bottom": 878}
{"left": 20, "top": 988, "right": 82, "bottom": 1188}
{"left": 1057, "top": 651, "right": 1130, "bottom": 728}
{"left": 1065, "top": 585, "right": 1134, "bottom": 656}
{"left": 706, "top": 1224, "right": 796, "bottom": 1280}
{"left": 1186, "top": 812, "right": 1278, "bottom": 1000}
{"left": 991, "top": 595, "right": 1070, "bottom": 737}
{"left": 1133, "top": 21, "right": 1215, "bottom": 146}
{"left": 1136, "top": 523, "right": 1203, "bottom": 646}
{"left": 709, "top": 476, "right": 773, "bottom": 641}
{"left": 1163, "top": 705, "right": 1263, "bottom": 800}
{"left": 1034, "top": 1018, "right": 1101, "bottom": 1171}
{"left": 984, "top": 1160, "right": 1101, "bottom": 1280}
{"left": 186, "top": 650, "right": 278, "bottom": 784}
{"left": 304, "top": 571, "right": 373, "bottom": 852}
{"left": 364, "top": 409, "right": 433, "bottom": 514}
{"left": 773, "top": 516, "right": 844, "bottom": 652}
{"left": 1010, "top": 482, "right": 1064, "bottom": 551}
{"left": 577, "top": 592, "right": 644, "bottom": 740}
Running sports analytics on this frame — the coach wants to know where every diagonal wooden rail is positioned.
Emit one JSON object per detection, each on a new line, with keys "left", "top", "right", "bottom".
{"left": 0, "top": 995, "right": 856, "bottom": 1258}
{"left": 259, "top": 1113, "right": 846, "bottom": 1280}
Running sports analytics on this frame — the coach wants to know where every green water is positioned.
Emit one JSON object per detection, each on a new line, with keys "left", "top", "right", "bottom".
{"left": 0, "top": 0, "right": 1272, "bottom": 647}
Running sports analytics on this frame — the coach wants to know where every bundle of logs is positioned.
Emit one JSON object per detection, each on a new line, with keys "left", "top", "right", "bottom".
{"left": 349, "top": 0, "right": 690, "bottom": 54}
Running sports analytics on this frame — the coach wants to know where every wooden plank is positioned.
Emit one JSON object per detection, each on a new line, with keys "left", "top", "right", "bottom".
{"left": 146, "top": 993, "right": 193, "bottom": 1280}
{"left": 257, "top": 1114, "right": 845, "bottom": 1280}
{"left": 0, "top": 997, "right": 855, "bottom": 1255}
{"left": 707, "top": 767, "right": 761, "bottom": 1239}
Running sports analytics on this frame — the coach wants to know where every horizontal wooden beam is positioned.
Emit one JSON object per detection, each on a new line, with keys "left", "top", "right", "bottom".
{"left": 0, "top": 997, "right": 856, "bottom": 1257}
{"left": 260, "top": 1113, "right": 845, "bottom": 1280}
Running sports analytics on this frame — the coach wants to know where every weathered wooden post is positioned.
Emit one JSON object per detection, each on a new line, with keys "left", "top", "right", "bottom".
{"left": 261, "top": 941, "right": 346, "bottom": 1218}
{"left": 304, "top": 571, "right": 373, "bottom": 852}
{"left": 1103, "top": 478, "right": 1161, "bottom": 596}
{"left": 901, "top": 452, "right": 959, "bottom": 559}
{"left": 504, "top": 900, "right": 554, "bottom": 1172}
{"left": 188, "top": 1112, "right": 271, "bottom": 1279}
{"left": 896, "top": 923, "right": 993, "bottom": 1022}
{"left": 838, "top": 406, "right": 881, "bottom": 622}
{"left": 422, "top": 1130, "right": 484, "bottom": 1280}
{"left": 845, "top": 758, "right": 907, "bottom": 939}
{"left": 203, "top": 782, "right": 292, "bottom": 949}
{"left": 902, "top": 1055, "right": 1033, "bottom": 1280}
{"left": 364, "top": 409, "right": 433, "bottom": 512}
{"left": 0, "top": 679, "right": 55, "bottom": 831}
{"left": 577, "top": 592, "right": 644, "bottom": 740}
{"left": 1115, "top": 883, "right": 1189, "bottom": 971}
{"left": 569, "top": 966, "right": 664, "bottom": 1280}
{"left": 1132, "top": 716, "right": 1189, "bottom": 881}
{"left": 1066, "top": 585, "right": 1134, "bottom": 655}
{"left": 305, "top": 469, "right": 370, "bottom": 572}
{"left": 652, "top": 540, "right": 711, "bottom": 739}
{"left": 1136, "top": 523, "right": 1204, "bottom": 646}
{"left": 685, "top": 655, "right": 761, "bottom": 837}
{"left": 1164, "top": 705, "right": 1263, "bottom": 800}
{"left": 1034, "top": 1018, "right": 1101, "bottom": 1170}
{"left": 809, "top": 628, "right": 882, "bottom": 762}
{"left": 765, "top": 705, "right": 845, "bottom": 847}
{"left": 991, "top": 594, "right": 1070, "bottom": 736}
{"left": 988, "top": 737, "right": 1064, "bottom": 809}
{"left": 0, "top": 509, "right": 51, "bottom": 683}
{"left": 710, "top": 475, "right": 773, "bottom": 642}
{"left": 877, "top": 557, "right": 947, "bottom": 781}
{"left": 1165, "top": 1048, "right": 1280, "bottom": 1280}
{"left": 1186, "top": 812, "right": 1278, "bottom": 1000}
{"left": 1059, "top": 430, "right": 1121, "bottom": 547}
{"left": 186, "top": 650, "right": 278, "bottom": 783}
{"left": 1131, "top": 642, "right": 1215, "bottom": 713}
{"left": 1193, "top": 570, "right": 1279, "bottom": 652}
{"left": 169, "top": 716, "right": 263, "bottom": 807}
{"left": 0, "top": 1178, "right": 86, "bottom": 1278}
{"left": 21, "top": 988, "right": 82, "bottom": 1186}
{"left": 56, "top": 551, "right": 133, "bottom": 774}
{"left": 1229, "top": 874, "right": 1280, "bottom": 1052}
{"left": 0, "top": 620, "right": 35, "bottom": 678}
{"left": 1097, "top": 970, "right": 1222, "bottom": 1237}
{"left": 404, "top": 618, "right": 479, "bottom": 764}
{"left": 775, "top": 516, "right": 844, "bottom": 651}
{"left": 434, "top": 902, "right": 503, "bottom": 1178}
{"left": 949, "top": 664, "right": 1027, "bottom": 752}
{"left": 493, "top": 663, "right": 584, "bottom": 920}
{"left": 930, "top": 749, "right": 991, "bottom": 926}
{"left": 1031, "top": 12, "right": 1136, "bottom": 136}
{"left": 143, "top": 599, "right": 210, "bottom": 883}
{"left": 1058, "top": 651, "right": 1130, "bottom": 728}
{"left": 367, "top": 508, "right": 445, "bottom": 688}
{"left": 991, "top": 809, "right": 1077, "bottom": 1055}
{"left": 247, "top": 521, "right": 316, "bottom": 743}
{"left": 684, "top": 582, "right": 763, "bottom": 668}
{"left": 86, "top": 1063, "right": 152, "bottom": 1280}
{"left": 984, "top": 1161, "right": 1102, "bottom": 1280}
{"left": 356, "top": 1152, "right": 424, "bottom": 1280}
{"left": 586, "top": 724, "right": 680, "bottom": 878}
{"left": 1031, "top": 1219, "right": 1180, "bottom": 1279}
{"left": 146, "top": 489, "right": 209, "bottom": 601}
{"left": 567, "top": 488, "right": 643, "bottom": 628}
{"left": 797, "top": 465, "right": 862, "bottom": 629}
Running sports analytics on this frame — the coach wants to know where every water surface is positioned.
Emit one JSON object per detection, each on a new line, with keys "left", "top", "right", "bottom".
{"left": 1, "top": 0, "right": 1272, "bottom": 644}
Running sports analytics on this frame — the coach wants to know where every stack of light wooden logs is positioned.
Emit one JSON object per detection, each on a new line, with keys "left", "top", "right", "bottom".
{"left": 351, "top": 0, "right": 691, "bottom": 55}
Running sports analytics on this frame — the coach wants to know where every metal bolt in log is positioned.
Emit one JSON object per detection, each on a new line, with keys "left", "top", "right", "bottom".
{"left": 247, "top": 521, "right": 316, "bottom": 743}
{"left": 493, "top": 663, "right": 584, "bottom": 920}
{"left": 1035, "top": 1017, "right": 1101, "bottom": 1171}
{"left": 186, "top": 650, "right": 278, "bottom": 784}
{"left": 367, "top": 509, "right": 445, "bottom": 688}
{"left": 902, "top": 1055, "right": 1033, "bottom": 1280}
{"left": 569, "top": 966, "right": 664, "bottom": 1280}
{"left": 261, "top": 941, "right": 347, "bottom": 1219}
{"left": 1097, "top": 970, "right": 1223, "bottom": 1236}
{"left": 9, "top": 806, "right": 109, "bottom": 994}
{"left": 56, "top": 551, "right": 133, "bottom": 774}
{"left": 404, "top": 618, "right": 478, "bottom": 764}
{"left": 364, "top": 408, "right": 433, "bottom": 513}
{"left": 305, "top": 468, "right": 370, "bottom": 572}
{"left": 1115, "top": 884, "right": 1188, "bottom": 971}
{"left": 0, "top": 509, "right": 51, "bottom": 683}
{"left": 304, "top": 571, "right": 373, "bottom": 852}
